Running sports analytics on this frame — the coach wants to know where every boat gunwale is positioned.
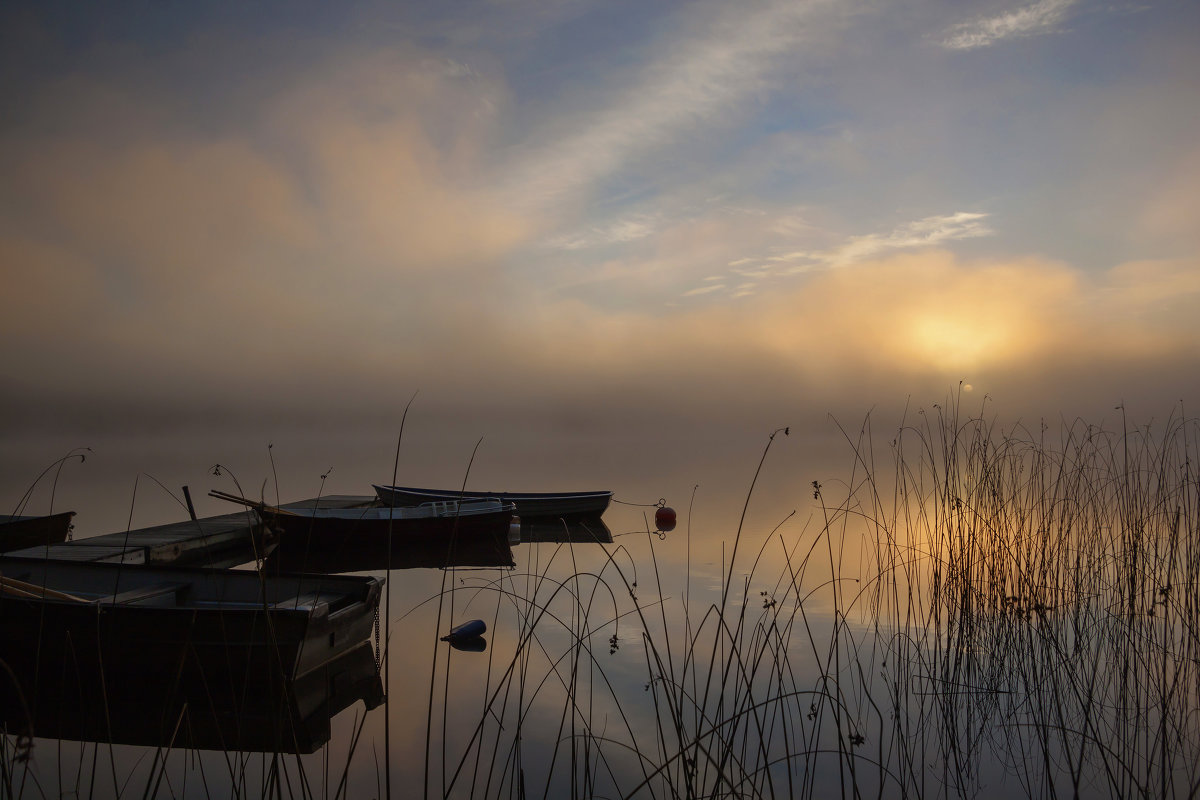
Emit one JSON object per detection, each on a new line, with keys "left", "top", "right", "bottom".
{"left": 373, "top": 485, "right": 612, "bottom": 502}
{"left": 264, "top": 498, "right": 515, "bottom": 521}
{"left": 372, "top": 485, "right": 612, "bottom": 518}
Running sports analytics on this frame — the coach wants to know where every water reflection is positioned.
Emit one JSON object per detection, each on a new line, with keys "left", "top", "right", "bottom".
{"left": 446, "top": 635, "right": 487, "bottom": 653}
{"left": 0, "top": 554, "right": 384, "bottom": 763}
{"left": 515, "top": 515, "right": 612, "bottom": 544}
{"left": 260, "top": 516, "right": 613, "bottom": 574}
{"left": 0, "top": 642, "right": 383, "bottom": 754}
{"left": 264, "top": 530, "right": 516, "bottom": 572}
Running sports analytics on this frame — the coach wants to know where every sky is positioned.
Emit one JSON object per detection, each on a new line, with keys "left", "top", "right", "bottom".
{"left": 2, "top": 0, "right": 1199, "bottom": 532}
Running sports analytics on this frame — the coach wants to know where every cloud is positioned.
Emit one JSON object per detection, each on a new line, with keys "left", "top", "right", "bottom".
{"left": 678, "top": 212, "right": 993, "bottom": 299}
{"left": 1094, "top": 258, "right": 1200, "bottom": 344}
{"left": 2, "top": 4, "right": 1196, "bottom": 457}
{"left": 421, "top": 249, "right": 1198, "bottom": 393}
{"left": 502, "top": 0, "right": 844, "bottom": 211}
{"left": 544, "top": 214, "right": 663, "bottom": 250}
{"left": 1136, "top": 145, "right": 1200, "bottom": 247}
{"left": 940, "top": 0, "right": 1078, "bottom": 51}
{"left": 465, "top": 251, "right": 1200, "bottom": 428}
{"left": 780, "top": 212, "right": 994, "bottom": 270}
{"left": 6, "top": 228, "right": 1198, "bottom": 481}
{"left": 0, "top": 47, "right": 535, "bottom": 395}
{"left": 736, "top": 251, "right": 1195, "bottom": 380}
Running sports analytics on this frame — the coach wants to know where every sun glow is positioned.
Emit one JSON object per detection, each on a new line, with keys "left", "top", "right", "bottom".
{"left": 907, "top": 311, "right": 1012, "bottom": 372}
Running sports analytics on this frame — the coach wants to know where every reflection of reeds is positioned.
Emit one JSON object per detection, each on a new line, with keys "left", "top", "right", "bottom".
{"left": 433, "top": 399, "right": 1200, "bottom": 798}
{"left": 867, "top": 397, "right": 1200, "bottom": 798}
{"left": 431, "top": 425, "right": 863, "bottom": 798}
{"left": 7, "top": 398, "right": 1199, "bottom": 798}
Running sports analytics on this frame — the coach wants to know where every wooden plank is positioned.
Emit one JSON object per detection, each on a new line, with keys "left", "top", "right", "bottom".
{"left": 79, "top": 510, "right": 261, "bottom": 566}
{"left": 4, "top": 544, "right": 147, "bottom": 564}
{"left": 85, "top": 511, "right": 254, "bottom": 546}
{"left": 271, "top": 591, "right": 331, "bottom": 612}
{"left": 279, "top": 496, "right": 376, "bottom": 510}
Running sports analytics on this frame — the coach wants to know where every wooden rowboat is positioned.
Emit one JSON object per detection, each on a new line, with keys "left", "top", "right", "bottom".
{"left": 373, "top": 485, "right": 612, "bottom": 519}
{"left": 210, "top": 490, "right": 517, "bottom": 558}
{"left": 0, "top": 555, "right": 383, "bottom": 687}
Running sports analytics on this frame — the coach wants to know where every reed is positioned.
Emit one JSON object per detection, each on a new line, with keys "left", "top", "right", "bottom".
{"left": 5, "top": 398, "right": 1199, "bottom": 798}
{"left": 861, "top": 398, "right": 1200, "bottom": 798}
{"left": 427, "top": 399, "right": 1200, "bottom": 798}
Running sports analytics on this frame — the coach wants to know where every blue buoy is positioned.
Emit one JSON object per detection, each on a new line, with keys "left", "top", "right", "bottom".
{"left": 441, "top": 619, "right": 487, "bottom": 643}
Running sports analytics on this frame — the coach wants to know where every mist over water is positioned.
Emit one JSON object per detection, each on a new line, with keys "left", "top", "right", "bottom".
{"left": 3, "top": 0, "right": 1200, "bottom": 792}
{"left": 5, "top": 396, "right": 1200, "bottom": 798}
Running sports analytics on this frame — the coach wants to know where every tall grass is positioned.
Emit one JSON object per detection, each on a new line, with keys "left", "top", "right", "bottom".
{"left": 5, "top": 400, "right": 1199, "bottom": 798}
{"left": 430, "top": 400, "right": 1200, "bottom": 798}
{"left": 864, "top": 399, "right": 1200, "bottom": 798}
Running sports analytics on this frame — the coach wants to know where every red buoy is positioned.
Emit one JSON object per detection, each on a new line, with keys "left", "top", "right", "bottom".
{"left": 654, "top": 506, "right": 677, "bottom": 531}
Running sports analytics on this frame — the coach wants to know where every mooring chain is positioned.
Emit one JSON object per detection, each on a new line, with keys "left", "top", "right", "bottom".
{"left": 374, "top": 605, "right": 381, "bottom": 673}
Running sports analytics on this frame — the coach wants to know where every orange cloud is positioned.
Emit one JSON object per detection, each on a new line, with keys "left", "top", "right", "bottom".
{"left": 2, "top": 46, "right": 1196, "bottom": 434}
{"left": 1, "top": 50, "right": 531, "bottom": 386}
{"left": 441, "top": 250, "right": 1199, "bottom": 405}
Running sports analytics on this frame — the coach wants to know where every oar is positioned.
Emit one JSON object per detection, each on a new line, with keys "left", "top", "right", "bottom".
{"left": 208, "top": 489, "right": 261, "bottom": 508}
{"left": 209, "top": 490, "right": 297, "bottom": 517}
{"left": 0, "top": 575, "right": 89, "bottom": 603}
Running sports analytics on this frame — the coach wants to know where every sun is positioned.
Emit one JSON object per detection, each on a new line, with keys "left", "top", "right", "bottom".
{"left": 907, "top": 311, "right": 1012, "bottom": 373}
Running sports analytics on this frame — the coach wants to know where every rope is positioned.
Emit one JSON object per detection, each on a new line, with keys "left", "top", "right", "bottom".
{"left": 610, "top": 497, "right": 666, "bottom": 509}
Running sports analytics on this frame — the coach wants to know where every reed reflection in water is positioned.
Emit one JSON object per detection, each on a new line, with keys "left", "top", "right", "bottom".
{"left": 4, "top": 403, "right": 1200, "bottom": 799}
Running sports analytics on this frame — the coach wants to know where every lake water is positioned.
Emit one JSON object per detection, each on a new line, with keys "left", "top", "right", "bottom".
{"left": 4, "top": 411, "right": 1199, "bottom": 798}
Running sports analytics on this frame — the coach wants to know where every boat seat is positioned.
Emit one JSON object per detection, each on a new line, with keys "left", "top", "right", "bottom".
{"left": 271, "top": 591, "right": 333, "bottom": 612}
{"left": 104, "top": 581, "right": 188, "bottom": 606}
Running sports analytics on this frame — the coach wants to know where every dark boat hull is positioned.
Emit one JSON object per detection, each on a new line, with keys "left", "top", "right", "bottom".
{"left": 265, "top": 529, "right": 516, "bottom": 572}
{"left": 0, "top": 511, "right": 74, "bottom": 552}
{"left": 373, "top": 485, "right": 612, "bottom": 519}
{"left": 261, "top": 506, "right": 515, "bottom": 557}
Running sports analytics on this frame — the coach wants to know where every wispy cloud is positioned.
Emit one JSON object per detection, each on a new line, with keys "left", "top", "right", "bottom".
{"left": 683, "top": 283, "right": 727, "bottom": 296}
{"left": 505, "top": 0, "right": 841, "bottom": 210}
{"left": 679, "top": 212, "right": 993, "bottom": 299}
{"left": 940, "top": 0, "right": 1078, "bottom": 51}
{"left": 794, "top": 211, "right": 994, "bottom": 268}
{"left": 730, "top": 265, "right": 773, "bottom": 278}
{"left": 544, "top": 213, "right": 663, "bottom": 250}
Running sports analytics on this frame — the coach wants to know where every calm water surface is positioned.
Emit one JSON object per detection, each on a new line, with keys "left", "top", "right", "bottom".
{"left": 5, "top": 417, "right": 1199, "bottom": 798}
